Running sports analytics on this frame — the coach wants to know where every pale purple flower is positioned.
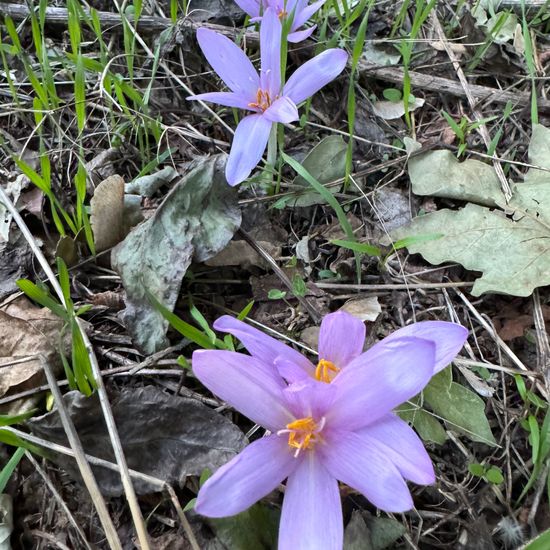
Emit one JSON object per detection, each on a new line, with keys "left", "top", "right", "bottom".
{"left": 192, "top": 312, "right": 468, "bottom": 549}
{"left": 237, "top": 0, "right": 326, "bottom": 42}
{"left": 187, "top": 8, "right": 348, "bottom": 186}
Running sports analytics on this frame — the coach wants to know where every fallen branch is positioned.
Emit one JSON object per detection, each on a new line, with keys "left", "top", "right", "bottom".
{"left": 2, "top": 2, "right": 549, "bottom": 113}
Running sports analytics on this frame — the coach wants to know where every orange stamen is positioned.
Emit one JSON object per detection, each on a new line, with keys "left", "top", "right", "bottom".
{"left": 315, "top": 359, "right": 340, "bottom": 383}
{"left": 278, "top": 9, "right": 288, "bottom": 19}
{"left": 278, "top": 416, "right": 324, "bottom": 456}
{"left": 248, "top": 89, "right": 272, "bottom": 111}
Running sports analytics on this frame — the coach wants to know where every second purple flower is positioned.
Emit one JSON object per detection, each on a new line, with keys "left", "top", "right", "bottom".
{"left": 187, "top": 8, "right": 348, "bottom": 186}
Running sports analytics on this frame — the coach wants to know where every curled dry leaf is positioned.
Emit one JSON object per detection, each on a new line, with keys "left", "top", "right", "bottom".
{"left": 205, "top": 240, "right": 282, "bottom": 270}
{"left": 0, "top": 298, "right": 64, "bottom": 415}
{"left": 90, "top": 175, "right": 125, "bottom": 253}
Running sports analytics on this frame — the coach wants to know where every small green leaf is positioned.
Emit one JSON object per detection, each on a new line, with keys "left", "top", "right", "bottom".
{"left": 423, "top": 370, "right": 496, "bottom": 445}
{"left": 268, "top": 289, "right": 287, "bottom": 300}
{"left": 485, "top": 466, "right": 504, "bottom": 484}
{"left": 331, "top": 239, "right": 382, "bottom": 257}
{"left": 382, "top": 88, "right": 402, "bottom": 102}
{"left": 468, "top": 463, "right": 485, "bottom": 477}
{"left": 182, "top": 498, "right": 196, "bottom": 512}
{"left": 292, "top": 274, "right": 307, "bottom": 297}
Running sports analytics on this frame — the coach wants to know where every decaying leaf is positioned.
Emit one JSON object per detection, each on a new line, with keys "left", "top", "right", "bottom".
{"left": 28, "top": 386, "right": 247, "bottom": 497}
{"left": 339, "top": 297, "right": 381, "bottom": 322}
{"left": 0, "top": 494, "right": 13, "bottom": 550}
{"left": 289, "top": 136, "right": 347, "bottom": 207}
{"left": 126, "top": 166, "right": 178, "bottom": 197}
{"left": 344, "top": 510, "right": 405, "bottom": 550}
{"left": 0, "top": 298, "right": 64, "bottom": 415}
{"left": 205, "top": 240, "right": 281, "bottom": 270}
{"left": 372, "top": 97, "right": 425, "bottom": 121}
{"left": 112, "top": 155, "right": 241, "bottom": 354}
{"left": 90, "top": 175, "right": 125, "bottom": 252}
{"left": 392, "top": 124, "right": 550, "bottom": 296}
{"left": 0, "top": 231, "right": 33, "bottom": 301}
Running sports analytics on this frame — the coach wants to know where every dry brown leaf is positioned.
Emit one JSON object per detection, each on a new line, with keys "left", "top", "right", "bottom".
{"left": 339, "top": 297, "right": 381, "bottom": 322}
{"left": 205, "top": 240, "right": 282, "bottom": 269}
{"left": 0, "top": 298, "right": 64, "bottom": 414}
{"left": 90, "top": 174, "right": 125, "bottom": 252}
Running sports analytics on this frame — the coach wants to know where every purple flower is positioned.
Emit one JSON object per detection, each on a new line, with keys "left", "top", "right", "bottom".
{"left": 187, "top": 8, "right": 348, "bottom": 186}
{"left": 236, "top": 0, "right": 326, "bottom": 42}
{"left": 192, "top": 313, "right": 468, "bottom": 549}
{"left": 214, "top": 311, "right": 469, "bottom": 383}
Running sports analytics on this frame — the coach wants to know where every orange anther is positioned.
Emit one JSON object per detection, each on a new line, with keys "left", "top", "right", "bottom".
{"left": 315, "top": 359, "right": 340, "bottom": 383}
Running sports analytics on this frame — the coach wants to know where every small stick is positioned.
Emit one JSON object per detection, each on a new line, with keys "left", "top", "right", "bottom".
{"left": 237, "top": 228, "right": 323, "bottom": 323}
{"left": 25, "top": 451, "right": 94, "bottom": 550}
{"left": 40, "top": 356, "right": 123, "bottom": 550}
{"left": 431, "top": 13, "right": 512, "bottom": 200}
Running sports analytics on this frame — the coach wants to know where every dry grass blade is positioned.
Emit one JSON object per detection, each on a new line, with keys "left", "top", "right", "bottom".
{"left": 40, "top": 355, "right": 122, "bottom": 550}
{"left": 6, "top": 427, "right": 201, "bottom": 550}
{"left": 0, "top": 187, "right": 150, "bottom": 549}
{"left": 24, "top": 451, "right": 93, "bottom": 550}
{"left": 430, "top": 12, "right": 513, "bottom": 200}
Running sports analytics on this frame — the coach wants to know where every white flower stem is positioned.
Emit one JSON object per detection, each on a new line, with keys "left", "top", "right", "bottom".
{"left": 265, "top": 122, "right": 278, "bottom": 186}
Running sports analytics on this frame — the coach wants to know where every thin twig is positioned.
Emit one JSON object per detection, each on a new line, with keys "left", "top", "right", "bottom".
{"left": 237, "top": 228, "right": 322, "bottom": 323}
{"left": 431, "top": 13, "right": 513, "bottom": 200}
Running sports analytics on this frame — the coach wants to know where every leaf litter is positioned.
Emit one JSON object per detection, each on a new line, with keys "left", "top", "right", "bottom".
{"left": 2, "top": 1, "right": 550, "bottom": 549}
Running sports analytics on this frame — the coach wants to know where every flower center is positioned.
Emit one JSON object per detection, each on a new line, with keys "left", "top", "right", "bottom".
{"left": 277, "top": 8, "right": 288, "bottom": 19}
{"left": 278, "top": 416, "right": 325, "bottom": 457}
{"left": 248, "top": 89, "right": 272, "bottom": 112}
{"left": 315, "top": 359, "right": 340, "bottom": 383}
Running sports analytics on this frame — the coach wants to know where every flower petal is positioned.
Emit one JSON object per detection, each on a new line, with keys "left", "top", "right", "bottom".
{"left": 279, "top": 452, "right": 343, "bottom": 550}
{"left": 357, "top": 413, "right": 435, "bottom": 485}
{"left": 287, "top": 26, "right": 316, "bottom": 43}
{"left": 328, "top": 337, "right": 436, "bottom": 431}
{"left": 195, "top": 435, "right": 297, "bottom": 517}
{"left": 260, "top": 8, "right": 282, "bottom": 96}
{"left": 214, "top": 315, "right": 315, "bottom": 376}
{"left": 263, "top": 96, "right": 299, "bottom": 123}
{"left": 233, "top": 0, "right": 261, "bottom": 17}
{"left": 192, "top": 350, "right": 293, "bottom": 431}
{"left": 318, "top": 311, "right": 365, "bottom": 369}
{"left": 187, "top": 91, "right": 253, "bottom": 110}
{"left": 275, "top": 358, "right": 311, "bottom": 384}
{"left": 291, "top": 0, "right": 326, "bottom": 30}
{"left": 283, "top": 379, "right": 337, "bottom": 419}
{"left": 382, "top": 321, "right": 468, "bottom": 373}
{"left": 226, "top": 114, "right": 272, "bottom": 186}
{"left": 196, "top": 28, "right": 259, "bottom": 97}
{"left": 284, "top": 48, "right": 348, "bottom": 105}
{"left": 320, "top": 430, "right": 414, "bottom": 512}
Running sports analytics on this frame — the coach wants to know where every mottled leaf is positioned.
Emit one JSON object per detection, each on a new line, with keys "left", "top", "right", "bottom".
{"left": 112, "top": 156, "right": 241, "bottom": 353}
{"left": 289, "top": 136, "right": 347, "bottom": 207}
{"left": 423, "top": 368, "right": 496, "bottom": 445}
{"left": 393, "top": 125, "right": 550, "bottom": 296}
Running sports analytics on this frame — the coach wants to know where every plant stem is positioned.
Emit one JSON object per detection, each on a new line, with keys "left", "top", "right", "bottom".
{"left": 265, "top": 122, "right": 278, "bottom": 188}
